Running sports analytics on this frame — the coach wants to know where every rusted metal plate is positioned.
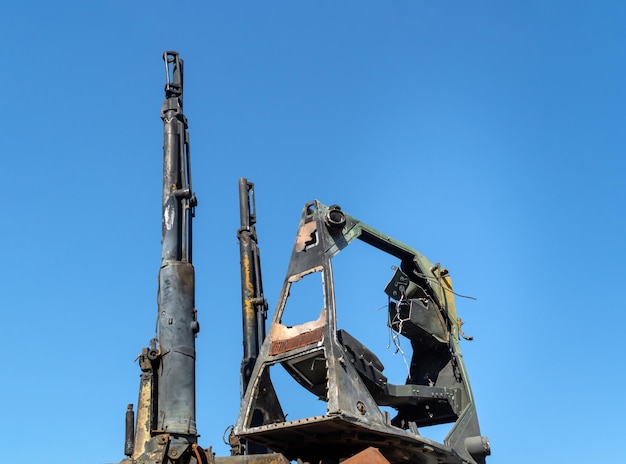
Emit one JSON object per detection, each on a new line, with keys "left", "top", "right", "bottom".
{"left": 269, "top": 326, "right": 324, "bottom": 355}
{"left": 214, "top": 454, "right": 290, "bottom": 464}
{"left": 343, "top": 447, "right": 390, "bottom": 464}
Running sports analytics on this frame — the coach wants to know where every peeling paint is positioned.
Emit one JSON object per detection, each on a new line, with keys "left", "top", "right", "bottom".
{"left": 164, "top": 203, "right": 175, "bottom": 231}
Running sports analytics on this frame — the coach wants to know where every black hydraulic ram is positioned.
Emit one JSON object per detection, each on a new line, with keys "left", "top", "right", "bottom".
{"left": 237, "top": 178, "right": 268, "bottom": 395}
{"left": 158, "top": 51, "right": 199, "bottom": 442}
{"left": 236, "top": 178, "right": 272, "bottom": 456}
{"left": 120, "top": 52, "right": 206, "bottom": 464}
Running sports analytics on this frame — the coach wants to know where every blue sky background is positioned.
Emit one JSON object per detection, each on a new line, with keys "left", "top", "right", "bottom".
{"left": 1, "top": 2, "right": 625, "bottom": 463}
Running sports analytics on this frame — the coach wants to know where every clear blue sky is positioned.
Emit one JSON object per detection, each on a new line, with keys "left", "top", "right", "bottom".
{"left": 1, "top": 2, "right": 624, "bottom": 463}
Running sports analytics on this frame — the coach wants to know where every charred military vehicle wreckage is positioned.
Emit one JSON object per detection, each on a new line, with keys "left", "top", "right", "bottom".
{"left": 117, "top": 52, "right": 490, "bottom": 464}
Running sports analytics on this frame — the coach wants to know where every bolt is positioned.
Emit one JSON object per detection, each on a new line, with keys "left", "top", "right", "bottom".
{"left": 356, "top": 401, "right": 366, "bottom": 415}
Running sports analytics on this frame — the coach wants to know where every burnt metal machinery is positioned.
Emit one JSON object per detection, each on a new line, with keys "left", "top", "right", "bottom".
{"left": 233, "top": 197, "right": 491, "bottom": 464}
{"left": 121, "top": 51, "right": 206, "bottom": 464}
{"left": 118, "top": 52, "right": 489, "bottom": 464}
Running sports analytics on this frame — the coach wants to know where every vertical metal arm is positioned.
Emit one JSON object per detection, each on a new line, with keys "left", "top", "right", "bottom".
{"left": 237, "top": 178, "right": 268, "bottom": 395}
{"left": 157, "top": 50, "right": 200, "bottom": 449}
{"left": 119, "top": 51, "right": 206, "bottom": 464}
